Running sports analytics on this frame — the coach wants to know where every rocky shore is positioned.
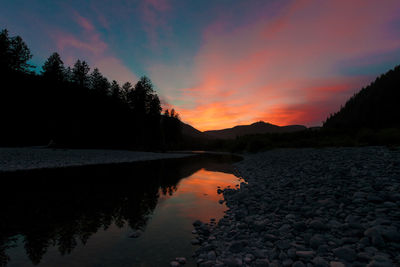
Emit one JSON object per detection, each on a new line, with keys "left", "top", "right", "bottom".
{"left": 191, "top": 147, "right": 400, "bottom": 267}
{"left": 0, "top": 147, "right": 192, "bottom": 172}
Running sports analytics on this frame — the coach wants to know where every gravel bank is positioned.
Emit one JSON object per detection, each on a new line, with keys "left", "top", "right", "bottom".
{"left": 0, "top": 147, "right": 192, "bottom": 172}
{"left": 192, "top": 147, "right": 400, "bottom": 267}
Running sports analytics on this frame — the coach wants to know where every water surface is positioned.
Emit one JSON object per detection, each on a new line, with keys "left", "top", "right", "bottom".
{"left": 0, "top": 154, "right": 241, "bottom": 266}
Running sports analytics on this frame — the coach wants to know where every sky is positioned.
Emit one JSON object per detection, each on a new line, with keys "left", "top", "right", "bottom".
{"left": 1, "top": 0, "right": 400, "bottom": 131}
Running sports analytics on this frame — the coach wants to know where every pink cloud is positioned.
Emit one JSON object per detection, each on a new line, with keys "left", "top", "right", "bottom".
{"left": 173, "top": 0, "right": 400, "bottom": 130}
{"left": 51, "top": 12, "right": 138, "bottom": 84}
{"left": 54, "top": 32, "right": 107, "bottom": 55}
{"left": 73, "top": 12, "right": 95, "bottom": 32}
{"left": 140, "top": 0, "right": 172, "bottom": 48}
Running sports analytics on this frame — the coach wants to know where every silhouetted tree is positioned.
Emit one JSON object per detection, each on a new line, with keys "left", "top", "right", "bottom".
{"left": 64, "top": 66, "right": 73, "bottom": 82}
{"left": 164, "top": 109, "right": 169, "bottom": 117}
{"left": 0, "top": 28, "right": 183, "bottom": 150}
{"left": 324, "top": 65, "right": 400, "bottom": 129}
{"left": 149, "top": 94, "right": 162, "bottom": 117}
{"left": 41, "top": 52, "right": 65, "bottom": 81}
{"left": 121, "top": 82, "right": 133, "bottom": 102}
{"left": 90, "top": 68, "right": 110, "bottom": 94}
{"left": 110, "top": 80, "right": 121, "bottom": 99}
{"left": 0, "top": 29, "right": 33, "bottom": 72}
{"left": 170, "top": 108, "right": 176, "bottom": 118}
{"left": 162, "top": 108, "right": 182, "bottom": 149}
{"left": 71, "top": 59, "right": 90, "bottom": 87}
{"left": 0, "top": 29, "right": 11, "bottom": 70}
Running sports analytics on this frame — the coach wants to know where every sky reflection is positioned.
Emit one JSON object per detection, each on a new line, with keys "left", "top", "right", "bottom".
{"left": 3, "top": 158, "right": 241, "bottom": 267}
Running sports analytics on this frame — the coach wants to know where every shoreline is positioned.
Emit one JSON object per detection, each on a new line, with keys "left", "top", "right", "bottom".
{"left": 192, "top": 146, "right": 400, "bottom": 266}
{"left": 0, "top": 147, "right": 193, "bottom": 173}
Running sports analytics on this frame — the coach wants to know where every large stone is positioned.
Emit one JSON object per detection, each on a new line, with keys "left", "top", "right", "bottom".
{"left": 293, "top": 221, "right": 307, "bottom": 231}
{"left": 175, "top": 257, "right": 186, "bottom": 264}
{"left": 333, "top": 247, "right": 357, "bottom": 262}
{"left": 312, "top": 256, "right": 329, "bottom": 267}
{"left": 263, "top": 233, "right": 278, "bottom": 242}
{"left": 365, "top": 227, "right": 386, "bottom": 247}
{"left": 275, "top": 239, "right": 291, "bottom": 250}
{"left": 223, "top": 258, "right": 242, "bottom": 267}
{"left": 279, "top": 251, "right": 288, "bottom": 260}
{"left": 310, "top": 234, "right": 325, "bottom": 249}
{"left": 199, "top": 260, "right": 215, "bottom": 267}
{"left": 254, "top": 249, "right": 267, "bottom": 259}
{"left": 296, "top": 251, "right": 315, "bottom": 260}
{"left": 170, "top": 261, "right": 180, "bottom": 267}
{"left": 282, "top": 259, "right": 293, "bottom": 267}
{"left": 367, "top": 195, "right": 383, "bottom": 203}
{"left": 292, "top": 261, "right": 306, "bottom": 267}
{"left": 193, "top": 220, "right": 203, "bottom": 227}
{"left": 207, "top": 251, "right": 216, "bottom": 261}
{"left": 371, "top": 233, "right": 385, "bottom": 247}
{"left": 279, "top": 224, "right": 291, "bottom": 233}
{"left": 309, "top": 219, "right": 326, "bottom": 230}
{"left": 191, "top": 239, "right": 200, "bottom": 245}
{"left": 366, "top": 260, "right": 393, "bottom": 267}
{"left": 357, "top": 252, "right": 371, "bottom": 262}
{"left": 287, "top": 248, "right": 297, "bottom": 259}
{"left": 381, "top": 227, "right": 400, "bottom": 242}
{"left": 254, "top": 258, "right": 270, "bottom": 267}
{"left": 229, "top": 241, "right": 244, "bottom": 253}
{"left": 253, "top": 220, "right": 268, "bottom": 231}
{"left": 330, "top": 262, "right": 345, "bottom": 267}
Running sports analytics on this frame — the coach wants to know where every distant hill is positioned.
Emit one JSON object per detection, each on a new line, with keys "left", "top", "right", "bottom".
{"left": 324, "top": 65, "right": 400, "bottom": 128}
{"left": 180, "top": 121, "right": 210, "bottom": 139}
{"left": 203, "top": 121, "right": 307, "bottom": 139}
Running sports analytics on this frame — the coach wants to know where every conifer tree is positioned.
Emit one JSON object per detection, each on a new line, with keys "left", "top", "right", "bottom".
{"left": 42, "top": 52, "right": 65, "bottom": 81}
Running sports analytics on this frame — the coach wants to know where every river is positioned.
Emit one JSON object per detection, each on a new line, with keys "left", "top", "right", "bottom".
{"left": 0, "top": 153, "right": 242, "bottom": 266}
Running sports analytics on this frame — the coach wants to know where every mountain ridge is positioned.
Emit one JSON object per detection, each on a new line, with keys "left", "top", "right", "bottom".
{"left": 181, "top": 121, "right": 307, "bottom": 139}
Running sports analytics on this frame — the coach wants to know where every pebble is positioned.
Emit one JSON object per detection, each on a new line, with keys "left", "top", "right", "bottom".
{"left": 330, "top": 262, "right": 345, "bottom": 267}
{"left": 296, "top": 250, "right": 315, "bottom": 260}
{"left": 186, "top": 147, "right": 400, "bottom": 267}
{"left": 175, "top": 257, "right": 186, "bottom": 264}
{"left": 292, "top": 261, "right": 306, "bottom": 267}
{"left": 333, "top": 247, "right": 357, "bottom": 262}
{"left": 170, "top": 260, "right": 180, "bottom": 267}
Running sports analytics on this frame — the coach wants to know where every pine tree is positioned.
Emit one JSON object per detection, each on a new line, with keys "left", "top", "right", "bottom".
{"left": 42, "top": 52, "right": 65, "bottom": 81}
{"left": 110, "top": 80, "right": 121, "bottom": 99}
{"left": 72, "top": 59, "right": 90, "bottom": 87}
{"left": 0, "top": 29, "right": 33, "bottom": 72}
{"left": 90, "top": 68, "right": 110, "bottom": 94}
{"left": 121, "top": 82, "right": 133, "bottom": 103}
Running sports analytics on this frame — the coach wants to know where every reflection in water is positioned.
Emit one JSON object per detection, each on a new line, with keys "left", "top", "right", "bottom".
{"left": 0, "top": 154, "right": 241, "bottom": 267}
{"left": 162, "top": 169, "right": 240, "bottom": 222}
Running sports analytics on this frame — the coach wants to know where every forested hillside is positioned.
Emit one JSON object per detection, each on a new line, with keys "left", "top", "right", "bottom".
{"left": 0, "top": 29, "right": 181, "bottom": 150}
{"left": 324, "top": 65, "right": 400, "bottom": 128}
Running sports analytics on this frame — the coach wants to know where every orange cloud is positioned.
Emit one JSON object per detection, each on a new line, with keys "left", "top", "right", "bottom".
{"left": 171, "top": 0, "right": 400, "bottom": 131}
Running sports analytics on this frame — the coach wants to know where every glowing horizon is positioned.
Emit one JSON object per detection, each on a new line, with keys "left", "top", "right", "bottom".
{"left": 2, "top": 0, "right": 400, "bottom": 131}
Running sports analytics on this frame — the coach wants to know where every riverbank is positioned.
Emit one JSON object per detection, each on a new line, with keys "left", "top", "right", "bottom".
{"left": 192, "top": 146, "right": 400, "bottom": 266}
{"left": 0, "top": 147, "right": 192, "bottom": 172}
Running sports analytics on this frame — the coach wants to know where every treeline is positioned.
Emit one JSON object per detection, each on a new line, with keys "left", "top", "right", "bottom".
{"left": 324, "top": 65, "right": 400, "bottom": 128}
{"left": 205, "top": 128, "right": 400, "bottom": 153}
{"left": 0, "top": 29, "right": 182, "bottom": 150}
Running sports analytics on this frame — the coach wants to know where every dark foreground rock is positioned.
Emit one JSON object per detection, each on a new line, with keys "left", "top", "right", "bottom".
{"left": 192, "top": 147, "right": 400, "bottom": 266}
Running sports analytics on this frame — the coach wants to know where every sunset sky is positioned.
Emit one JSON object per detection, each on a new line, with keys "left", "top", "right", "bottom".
{"left": 1, "top": 0, "right": 400, "bottom": 131}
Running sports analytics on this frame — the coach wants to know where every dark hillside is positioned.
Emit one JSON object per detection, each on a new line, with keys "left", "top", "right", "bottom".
{"left": 324, "top": 65, "right": 400, "bottom": 128}
{"left": 204, "top": 121, "right": 306, "bottom": 139}
{"left": 0, "top": 29, "right": 182, "bottom": 150}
